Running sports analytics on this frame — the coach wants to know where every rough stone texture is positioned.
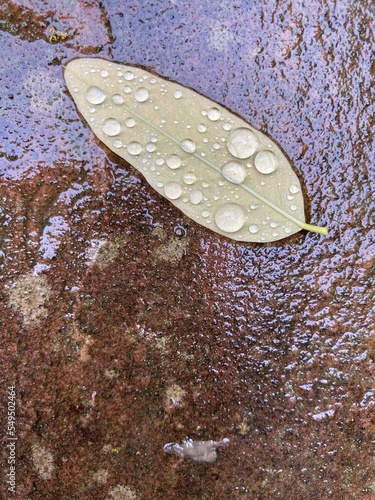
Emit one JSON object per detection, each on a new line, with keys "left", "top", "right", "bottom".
{"left": 0, "top": 1, "right": 374, "bottom": 499}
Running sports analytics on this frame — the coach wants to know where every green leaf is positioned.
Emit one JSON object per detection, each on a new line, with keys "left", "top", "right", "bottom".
{"left": 64, "top": 58, "right": 328, "bottom": 242}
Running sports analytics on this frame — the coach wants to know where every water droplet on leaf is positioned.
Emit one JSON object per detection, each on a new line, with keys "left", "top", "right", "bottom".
{"left": 135, "top": 87, "right": 149, "bottom": 103}
{"left": 180, "top": 139, "right": 196, "bottom": 153}
{"left": 221, "top": 161, "right": 247, "bottom": 184}
{"left": 102, "top": 118, "right": 121, "bottom": 136}
{"left": 164, "top": 181, "right": 182, "bottom": 199}
{"left": 127, "top": 142, "right": 142, "bottom": 155}
{"left": 254, "top": 150, "right": 278, "bottom": 174}
{"left": 86, "top": 86, "right": 106, "bottom": 104}
{"left": 214, "top": 203, "right": 246, "bottom": 233}
{"left": 227, "top": 128, "right": 258, "bottom": 159}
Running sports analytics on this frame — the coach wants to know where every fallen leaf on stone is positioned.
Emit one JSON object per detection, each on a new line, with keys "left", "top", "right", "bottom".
{"left": 64, "top": 58, "right": 328, "bottom": 242}
{"left": 163, "top": 438, "right": 229, "bottom": 463}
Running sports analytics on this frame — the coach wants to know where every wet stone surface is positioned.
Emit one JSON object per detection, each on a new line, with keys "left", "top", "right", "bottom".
{"left": 0, "top": 1, "right": 374, "bottom": 499}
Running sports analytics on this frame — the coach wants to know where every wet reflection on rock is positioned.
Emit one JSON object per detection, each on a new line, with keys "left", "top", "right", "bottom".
{"left": 163, "top": 438, "right": 229, "bottom": 463}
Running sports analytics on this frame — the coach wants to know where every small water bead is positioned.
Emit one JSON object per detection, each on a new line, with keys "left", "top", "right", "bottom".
{"left": 248, "top": 224, "right": 259, "bottom": 234}
{"left": 135, "top": 87, "right": 149, "bottom": 103}
{"left": 213, "top": 143, "right": 221, "bottom": 150}
{"left": 215, "top": 203, "right": 246, "bottom": 233}
{"left": 290, "top": 204, "right": 298, "bottom": 211}
{"left": 174, "top": 90, "right": 183, "bottom": 99}
{"left": 207, "top": 107, "right": 221, "bottom": 121}
{"left": 190, "top": 189, "right": 203, "bottom": 204}
{"left": 197, "top": 124, "right": 207, "bottom": 133}
{"left": 221, "top": 161, "right": 247, "bottom": 184}
{"left": 254, "top": 150, "right": 278, "bottom": 174}
{"left": 112, "top": 94, "right": 124, "bottom": 105}
{"left": 100, "top": 69, "right": 109, "bottom": 78}
{"left": 250, "top": 202, "right": 258, "bottom": 209}
{"left": 166, "top": 154, "right": 182, "bottom": 169}
{"left": 223, "top": 122, "right": 232, "bottom": 131}
{"left": 201, "top": 210, "right": 210, "bottom": 218}
{"left": 124, "top": 71, "right": 134, "bottom": 80}
{"left": 227, "top": 128, "right": 258, "bottom": 159}
{"left": 183, "top": 172, "right": 197, "bottom": 185}
{"left": 127, "top": 142, "right": 142, "bottom": 155}
{"left": 102, "top": 118, "right": 121, "bottom": 136}
{"left": 146, "top": 143, "right": 156, "bottom": 153}
{"left": 156, "top": 158, "right": 164, "bottom": 166}
{"left": 289, "top": 184, "right": 300, "bottom": 194}
{"left": 125, "top": 118, "right": 136, "bottom": 128}
{"left": 164, "top": 181, "right": 182, "bottom": 199}
{"left": 113, "top": 139, "right": 123, "bottom": 148}
{"left": 123, "top": 86, "right": 131, "bottom": 93}
{"left": 116, "top": 70, "right": 123, "bottom": 77}
{"left": 180, "top": 139, "right": 196, "bottom": 153}
{"left": 86, "top": 86, "right": 106, "bottom": 104}
{"left": 270, "top": 221, "right": 279, "bottom": 228}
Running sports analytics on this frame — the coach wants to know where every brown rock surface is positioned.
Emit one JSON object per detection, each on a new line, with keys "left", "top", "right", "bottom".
{"left": 0, "top": 1, "right": 374, "bottom": 499}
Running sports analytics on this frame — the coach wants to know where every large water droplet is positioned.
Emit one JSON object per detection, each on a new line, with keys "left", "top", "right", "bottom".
{"left": 207, "top": 107, "right": 221, "bottom": 121}
{"left": 197, "top": 124, "right": 207, "bottom": 133}
{"left": 102, "top": 118, "right": 121, "bottom": 136}
{"left": 125, "top": 118, "right": 136, "bottom": 128}
{"left": 164, "top": 182, "right": 182, "bottom": 199}
{"left": 289, "top": 184, "right": 300, "bottom": 194}
{"left": 124, "top": 71, "right": 134, "bottom": 80}
{"left": 112, "top": 94, "right": 124, "bottom": 105}
{"left": 127, "top": 142, "right": 142, "bottom": 155}
{"left": 183, "top": 172, "right": 197, "bottom": 185}
{"left": 86, "top": 86, "right": 106, "bottom": 104}
{"left": 190, "top": 189, "right": 203, "bottom": 204}
{"left": 254, "top": 150, "right": 278, "bottom": 174}
{"left": 221, "top": 161, "right": 247, "bottom": 184}
{"left": 227, "top": 128, "right": 258, "bottom": 159}
{"left": 248, "top": 224, "right": 259, "bottom": 234}
{"left": 180, "top": 139, "right": 196, "bottom": 153}
{"left": 214, "top": 203, "right": 246, "bottom": 233}
{"left": 166, "top": 154, "right": 182, "bottom": 169}
{"left": 135, "top": 87, "right": 149, "bottom": 103}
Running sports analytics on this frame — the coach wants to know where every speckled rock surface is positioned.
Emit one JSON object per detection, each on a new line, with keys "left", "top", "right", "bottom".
{"left": 0, "top": 1, "right": 374, "bottom": 499}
